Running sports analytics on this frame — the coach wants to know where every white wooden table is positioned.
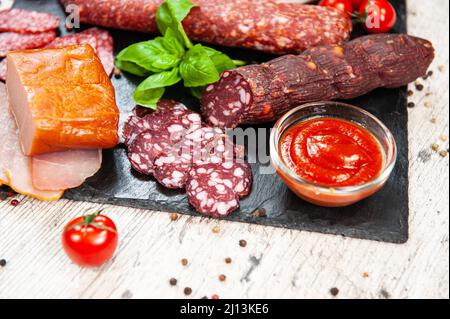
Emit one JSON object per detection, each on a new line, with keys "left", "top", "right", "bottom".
{"left": 0, "top": 0, "right": 448, "bottom": 299}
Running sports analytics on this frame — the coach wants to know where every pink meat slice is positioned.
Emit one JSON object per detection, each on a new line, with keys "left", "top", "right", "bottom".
{"left": 46, "top": 33, "right": 97, "bottom": 50}
{"left": 0, "top": 8, "right": 60, "bottom": 33}
{"left": 0, "top": 82, "right": 63, "bottom": 200}
{"left": 32, "top": 149, "right": 102, "bottom": 191}
{"left": 0, "top": 31, "right": 57, "bottom": 57}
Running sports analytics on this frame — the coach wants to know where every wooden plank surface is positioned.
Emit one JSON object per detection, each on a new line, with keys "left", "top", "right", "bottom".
{"left": 0, "top": 0, "right": 448, "bottom": 299}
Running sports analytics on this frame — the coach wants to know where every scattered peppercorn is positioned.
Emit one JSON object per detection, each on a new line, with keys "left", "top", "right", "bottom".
{"left": 415, "top": 83, "right": 424, "bottom": 91}
{"left": 427, "top": 70, "right": 433, "bottom": 77}
{"left": 225, "top": 257, "right": 232, "bottom": 264}
{"left": 0, "top": 192, "right": 7, "bottom": 201}
{"left": 407, "top": 102, "right": 415, "bottom": 108}
{"left": 431, "top": 143, "right": 440, "bottom": 152}
{"left": 181, "top": 258, "right": 188, "bottom": 266}
{"left": 10, "top": 199, "right": 20, "bottom": 206}
{"left": 219, "top": 274, "right": 226, "bottom": 282}
{"left": 422, "top": 74, "right": 429, "bottom": 80}
{"left": 0, "top": 259, "right": 6, "bottom": 267}
{"left": 169, "top": 278, "right": 177, "bottom": 286}
{"left": 407, "top": 90, "right": 414, "bottom": 97}
{"left": 212, "top": 226, "right": 220, "bottom": 234}
{"left": 362, "top": 272, "right": 370, "bottom": 278}
{"left": 239, "top": 239, "right": 247, "bottom": 247}
{"left": 330, "top": 287, "right": 339, "bottom": 297}
{"left": 201, "top": 296, "right": 208, "bottom": 299}
{"left": 424, "top": 101, "right": 432, "bottom": 108}
{"left": 184, "top": 287, "right": 192, "bottom": 296}
{"left": 211, "top": 294, "right": 220, "bottom": 299}
{"left": 170, "top": 213, "right": 178, "bottom": 221}
{"left": 380, "top": 289, "right": 390, "bottom": 299}
{"left": 431, "top": 117, "right": 437, "bottom": 124}
{"left": 440, "top": 135, "right": 448, "bottom": 142}
{"left": 113, "top": 68, "right": 122, "bottom": 78}
{"left": 253, "top": 208, "right": 267, "bottom": 218}
{"left": 438, "top": 65, "right": 445, "bottom": 72}
{"left": 439, "top": 150, "right": 448, "bottom": 158}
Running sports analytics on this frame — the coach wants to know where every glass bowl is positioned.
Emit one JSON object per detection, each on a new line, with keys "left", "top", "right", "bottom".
{"left": 270, "top": 101, "right": 397, "bottom": 207}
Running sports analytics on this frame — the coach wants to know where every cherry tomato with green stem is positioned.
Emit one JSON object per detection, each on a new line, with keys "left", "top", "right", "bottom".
{"left": 62, "top": 209, "right": 118, "bottom": 267}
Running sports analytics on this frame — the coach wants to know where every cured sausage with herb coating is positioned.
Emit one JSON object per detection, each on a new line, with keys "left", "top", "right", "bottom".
{"left": 59, "top": 0, "right": 352, "bottom": 54}
{"left": 201, "top": 34, "right": 435, "bottom": 128}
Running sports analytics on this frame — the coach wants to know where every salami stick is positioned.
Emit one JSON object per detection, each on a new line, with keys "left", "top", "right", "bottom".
{"left": 59, "top": 0, "right": 352, "bottom": 54}
{"left": 201, "top": 34, "right": 435, "bottom": 128}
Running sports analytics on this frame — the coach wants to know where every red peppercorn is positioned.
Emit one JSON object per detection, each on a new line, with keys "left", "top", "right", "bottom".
{"left": 212, "top": 294, "right": 219, "bottom": 299}
{"left": 10, "top": 199, "right": 20, "bottom": 206}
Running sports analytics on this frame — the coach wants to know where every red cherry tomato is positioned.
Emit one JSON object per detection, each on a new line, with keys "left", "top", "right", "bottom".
{"left": 62, "top": 209, "right": 118, "bottom": 267}
{"left": 359, "top": 0, "right": 397, "bottom": 33}
{"left": 319, "top": 0, "right": 354, "bottom": 15}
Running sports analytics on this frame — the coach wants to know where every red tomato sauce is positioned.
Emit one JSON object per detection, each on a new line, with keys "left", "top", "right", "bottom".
{"left": 280, "top": 117, "right": 383, "bottom": 187}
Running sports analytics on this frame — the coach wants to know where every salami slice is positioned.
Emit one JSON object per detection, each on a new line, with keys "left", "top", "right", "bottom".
{"left": 123, "top": 102, "right": 200, "bottom": 147}
{"left": 186, "top": 162, "right": 248, "bottom": 217}
{"left": 153, "top": 148, "right": 193, "bottom": 189}
{"left": 127, "top": 131, "right": 173, "bottom": 175}
{"left": 46, "top": 33, "right": 97, "bottom": 50}
{"left": 82, "top": 28, "right": 114, "bottom": 75}
{"left": 0, "top": 8, "right": 60, "bottom": 33}
{"left": 0, "top": 31, "right": 57, "bottom": 57}
{"left": 202, "top": 34, "right": 435, "bottom": 128}
{"left": 60, "top": 0, "right": 352, "bottom": 54}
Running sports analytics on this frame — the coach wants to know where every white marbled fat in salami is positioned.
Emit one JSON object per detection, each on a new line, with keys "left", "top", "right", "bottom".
{"left": 0, "top": 31, "right": 56, "bottom": 57}
{"left": 186, "top": 162, "right": 252, "bottom": 217}
{"left": 0, "top": 8, "right": 60, "bottom": 33}
{"left": 59, "top": 0, "right": 352, "bottom": 54}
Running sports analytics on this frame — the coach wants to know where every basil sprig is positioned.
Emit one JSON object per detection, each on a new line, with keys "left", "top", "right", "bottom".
{"left": 115, "top": 0, "right": 243, "bottom": 109}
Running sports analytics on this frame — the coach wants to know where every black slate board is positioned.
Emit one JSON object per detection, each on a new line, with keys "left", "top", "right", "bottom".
{"left": 8, "top": 0, "right": 409, "bottom": 243}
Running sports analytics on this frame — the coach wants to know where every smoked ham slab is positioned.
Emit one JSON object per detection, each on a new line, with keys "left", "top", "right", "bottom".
{"left": 6, "top": 44, "right": 119, "bottom": 156}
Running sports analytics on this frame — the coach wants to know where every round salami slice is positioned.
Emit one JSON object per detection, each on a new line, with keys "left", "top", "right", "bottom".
{"left": 0, "top": 31, "right": 57, "bottom": 57}
{"left": 0, "top": 9, "right": 60, "bottom": 34}
{"left": 201, "top": 71, "right": 252, "bottom": 128}
{"left": 123, "top": 100, "right": 188, "bottom": 146}
{"left": 153, "top": 147, "right": 193, "bottom": 189}
{"left": 82, "top": 28, "right": 114, "bottom": 75}
{"left": 46, "top": 33, "right": 97, "bottom": 50}
{"left": 124, "top": 104, "right": 201, "bottom": 147}
{"left": 127, "top": 130, "right": 174, "bottom": 175}
{"left": 186, "top": 163, "right": 243, "bottom": 217}
{"left": 220, "top": 161, "right": 253, "bottom": 197}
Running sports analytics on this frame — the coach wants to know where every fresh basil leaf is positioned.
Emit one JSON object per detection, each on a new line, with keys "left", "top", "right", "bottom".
{"left": 133, "top": 68, "right": 182, "bottom": 108}
{"left": 162, "top": 28, "right": 185, "bottom": 57}
{"left": 203, "top": 46, "right": 236, "bottom": 74}
{"left": 166, "top": 0, "right": 196, "bottom": 22}
{"left": 133, "top": 87, "right": 165, "bottom": 110}
{"left": 115, "top": 38, "right": 183, "bottom": 74}
{"left": 180, "top": 44, "right": 220, "bottom": 87}
{"left": 115, "top": 59, "right": 151, "bottom": 77}
{"left": 189, "top": 86, "right": 204, "bottom": 99}
{"left": 156, "top": 0, "right": 196, "bottom": 48}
